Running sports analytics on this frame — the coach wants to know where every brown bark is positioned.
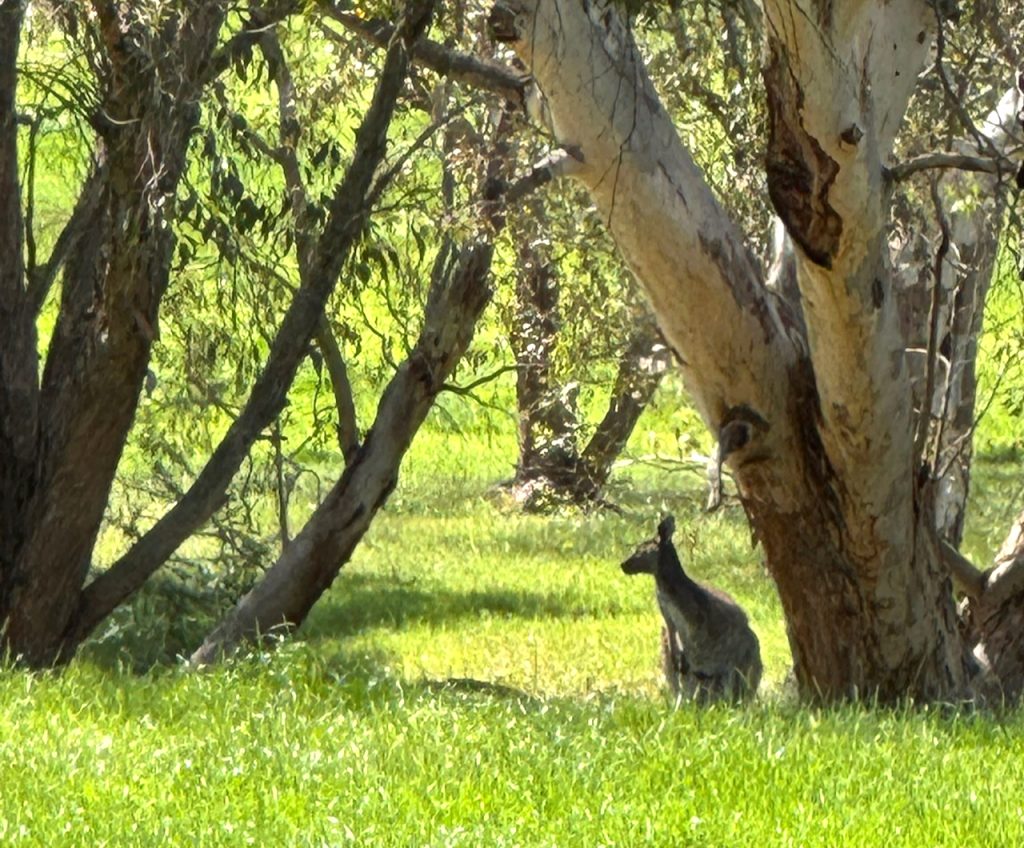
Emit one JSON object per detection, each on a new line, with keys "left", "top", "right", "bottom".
{"left": 2, "top": 3, "right": 231, "bottom": 665}
{"left": 190, "top": 241, "right": 494, "bottom": 663}
{"left": 575, "top": 319, "right": 667, "bottom": 497}
{"left": 510, "top": 214, "right": 580, "bottom": 490}
{"left": 0, "top": 2, "right": 37, "bottom": 621}
{"left": 61, "top": 11, "right": 429, "bottom": 656}
{"left": 316, "top": 316, "right": 360, "bottom": 463}
{"left": 508, "top": 201, "right": 666, "bottom": 506}
{"left": 722, "top": 359, "right": 975, "bottom": 702}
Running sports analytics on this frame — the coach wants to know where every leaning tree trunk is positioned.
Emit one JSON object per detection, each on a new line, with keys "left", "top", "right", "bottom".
{"left": 191, "top": 240, "right": 495, "bottom": 663}
{"left": 190, "top": 98, "right": 518, "bottom": 664}
{"left": 491, "top": 0, "right": 979, "bottom": 702}
{"left": 969, "top": 510, "right": 1024, "bottom": 701}
{"left": 570, "top": 317, "right": 668, "bottom": 500}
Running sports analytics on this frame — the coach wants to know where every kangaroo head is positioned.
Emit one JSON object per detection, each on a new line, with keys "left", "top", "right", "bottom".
{"left": 622, "top": 515, "right": 677, "bottom": 576}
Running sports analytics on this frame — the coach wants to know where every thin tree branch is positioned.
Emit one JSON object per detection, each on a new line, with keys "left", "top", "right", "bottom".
{"left": 202, "top": 1, "right": 301, "bottom": 86}
{"left": 315, "top": 315, "right": 360, "bottom": 462}
{"left": 886, "top": 151, "right": 1014, "bottom": 182}
{"left": 320, "top": 7, "right": 527, "bottom": 105}
{"left": 442, "top": 364, "right": 518, "bottom": 395}
{"left": 939, "top": 541, "right": 987, "bottom": 599}
{"left": 914, "top": 176, "right": 951, "bottom": 469}
{"left": 27, "top": 166, "right": 105, "bottom": 314}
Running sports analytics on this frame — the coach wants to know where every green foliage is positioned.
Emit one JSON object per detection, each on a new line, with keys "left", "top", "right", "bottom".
{"left": 975, "top": 241, "right": 1024, "bottom": 458}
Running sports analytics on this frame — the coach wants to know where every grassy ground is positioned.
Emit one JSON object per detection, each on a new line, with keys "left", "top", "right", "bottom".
{"left": 3, "top": 419, "right": 1024, "bottom": 846}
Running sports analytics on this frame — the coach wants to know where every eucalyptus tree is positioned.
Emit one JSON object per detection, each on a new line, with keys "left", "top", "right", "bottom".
{"left": 488, "top": 0, "right": 1024, "bottom": 703}
{"left": 1, "top": 0, "right": 517, "bottom": 666}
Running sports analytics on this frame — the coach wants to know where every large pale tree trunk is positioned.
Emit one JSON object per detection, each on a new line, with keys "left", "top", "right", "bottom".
{"left": 491, "top": 0, "right": 982, "bottom": 701}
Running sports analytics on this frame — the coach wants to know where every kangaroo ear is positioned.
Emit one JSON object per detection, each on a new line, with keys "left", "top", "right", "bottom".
{"left": 657, "top": 515, "right": 676, "bottom": 542}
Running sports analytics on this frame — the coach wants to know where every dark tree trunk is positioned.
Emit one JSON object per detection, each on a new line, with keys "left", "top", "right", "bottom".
{"left": 60, "top": 14, "right": 427, "bottom": 657}
{"left": 316, "top": 316, "right": 360, "bottom": 463}
{"left": 0, "top": 3, "right": 36, "bottom": 623}
{"left": 966, "top": 511, "right": 1024, "bottom": 701}
{"left": 510, "top": 208, "right": 581, "bottom": 492}
{"left": 573, "top": 318, "right": 667, "bottom": 499}
{"left": 1, "top": 3, "right": 230, "bottom": 666}
{"left": 508, "top": 203, "right": 667, "bottom": 507}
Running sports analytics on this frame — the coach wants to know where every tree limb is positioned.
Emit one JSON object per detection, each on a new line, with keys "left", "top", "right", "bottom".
{"left": 27, "top": 166, "right": 105, "bottom": 314}
{"left": 939, "top": 541, "right": 987, "bottom": 599}
{"left": 321, "top": 6, "right": 527, "bottom": 105}
{"left": 887, "top": 151, "right": 1004, "bottom": 182}
{"left": 315, "top": 316, "right": 360, "bottom": 462}
{"left": 0, "top": 2, "right": 38, "bottom": 618}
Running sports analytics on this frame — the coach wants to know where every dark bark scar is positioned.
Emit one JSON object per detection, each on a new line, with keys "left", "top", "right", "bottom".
{"left": 763, "top": 46, "right": 843, "bottom": 269}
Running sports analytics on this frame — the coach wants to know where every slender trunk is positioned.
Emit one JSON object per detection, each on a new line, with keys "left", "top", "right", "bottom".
{"left": 191, "top": 241, "right": 494, "bottom": 663}
{"left": 316, "top": 316, "right": 360, "bottom": 462}
{"left": 892, "top": 88, "right": 1018, "bottom": 545}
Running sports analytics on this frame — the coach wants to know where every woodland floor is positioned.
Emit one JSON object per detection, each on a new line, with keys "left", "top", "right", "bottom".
{"left": 2, "top": 426, "right": 1024, "bottom": 846}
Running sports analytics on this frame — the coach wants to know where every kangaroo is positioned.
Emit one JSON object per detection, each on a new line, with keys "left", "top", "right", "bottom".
{"left": 621, "top": 516, "right": 762, "bottom": 703}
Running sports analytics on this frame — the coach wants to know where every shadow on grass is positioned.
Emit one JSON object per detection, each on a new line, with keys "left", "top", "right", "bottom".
{"left": 301, "top": 572, "right": 580, "bottom": 642}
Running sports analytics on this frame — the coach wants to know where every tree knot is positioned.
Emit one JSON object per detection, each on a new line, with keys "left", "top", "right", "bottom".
{"left": 706, "top": 405, "right": 769, "bottom": 512}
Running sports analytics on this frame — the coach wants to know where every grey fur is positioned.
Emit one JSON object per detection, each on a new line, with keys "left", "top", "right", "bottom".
{"left": 622, "top": 516, "right": 762, "bottom": 703}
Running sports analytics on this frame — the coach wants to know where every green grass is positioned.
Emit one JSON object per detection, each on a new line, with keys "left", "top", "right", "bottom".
{"left": 3, "top": 655, "right": 1024, "bottom": 846}
{"left": 5, "top": 410, "right": 1024, "bottom": 846}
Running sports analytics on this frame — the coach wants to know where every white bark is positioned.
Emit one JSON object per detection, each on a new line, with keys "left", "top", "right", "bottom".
{"left": 494, "top": 0, "right": 797, "bottom": 444}
{"left": 760, "top": 1, "right": 940, "bottom": 576}
{"left": 494, "top": 0, "right": 974, "bottom": 699}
